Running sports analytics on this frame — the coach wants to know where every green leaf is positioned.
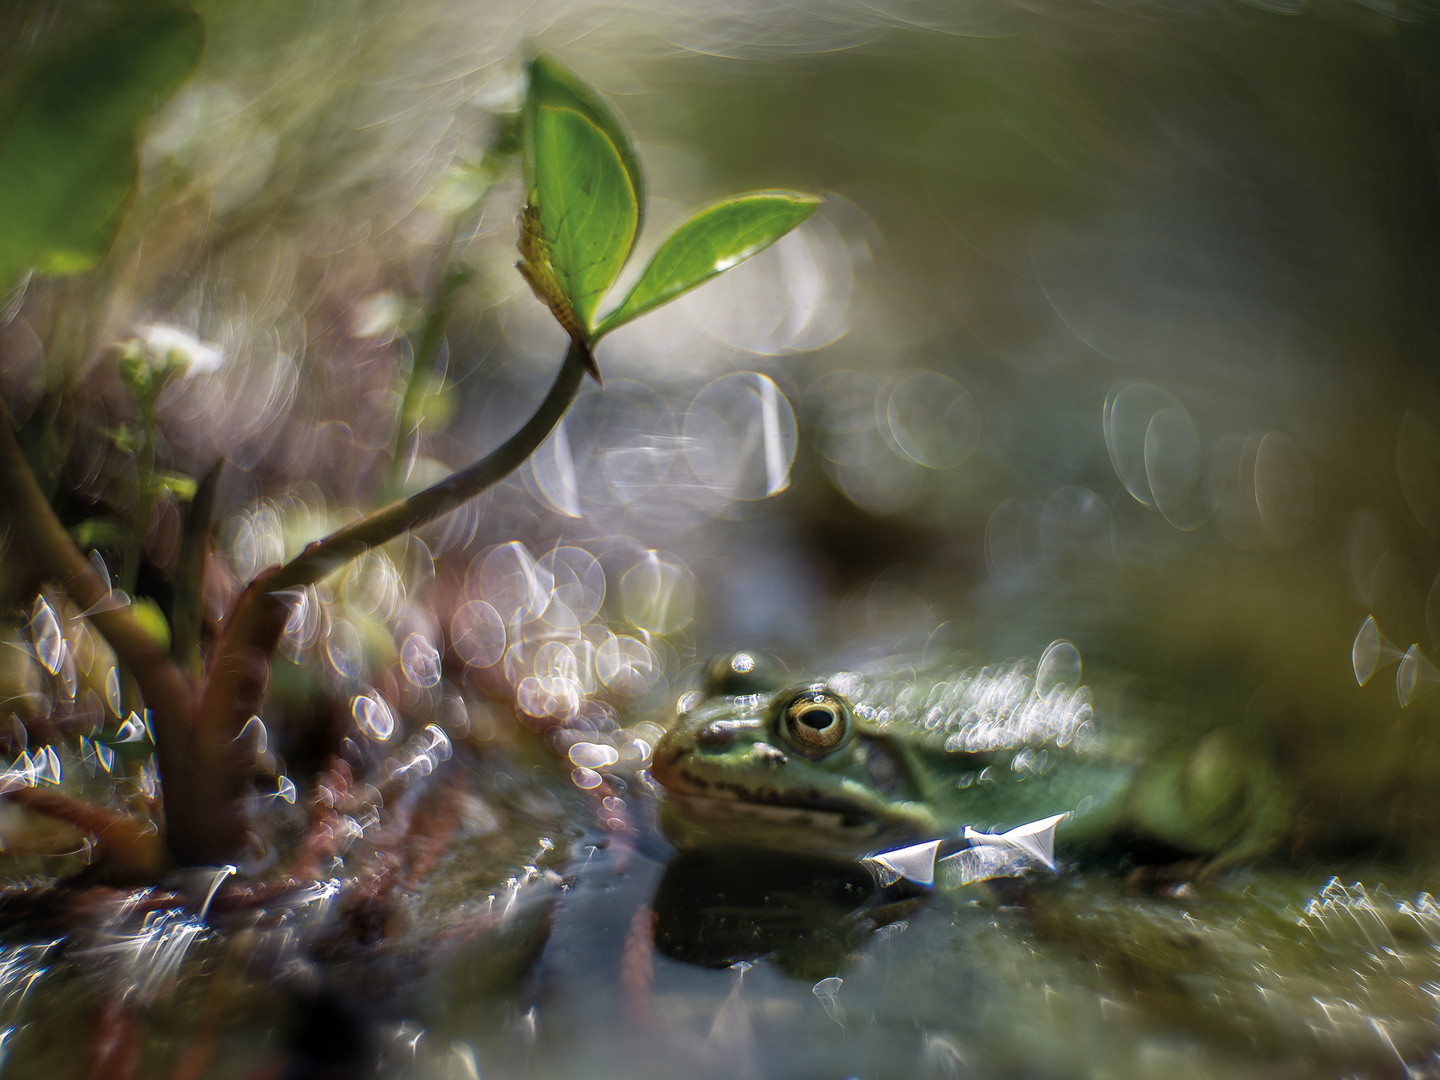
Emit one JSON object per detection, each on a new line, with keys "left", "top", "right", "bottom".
{"left": 0, "top": 5, "right": 205, "bottom": 289}
{"left": 151, "top": 471, "right": 198, "bottom": 502}
{"left": 594, "top": 191, "right": 821, "bottom": 338}
{"left": 130, "top": 596, "right": 172, "bottom": 652}
{"left": 70, "top": 518, "right": 125, "bottom": 551}
{"left": 532, "top": 105, "right": 638, "bottom": 330}
{"left": 525, "top": 55, "right": 644, "bottom": 266}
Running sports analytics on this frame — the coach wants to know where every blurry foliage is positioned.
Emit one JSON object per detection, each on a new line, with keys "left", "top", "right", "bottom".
{"left": 0, "top": 21, "right": 822, "bottom": 1068}
{"left": 0, "top": 5, "right": 203, "bottom": 288}
{"left": 0, "top": 18, "right": 818, "bottom": 890}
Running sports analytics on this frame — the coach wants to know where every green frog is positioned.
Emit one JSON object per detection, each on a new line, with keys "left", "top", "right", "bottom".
{"left": 650, "top": 648, "right": 1293, "bottom": 875}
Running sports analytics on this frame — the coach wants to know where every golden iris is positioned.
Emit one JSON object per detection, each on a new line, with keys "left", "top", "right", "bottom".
{"left": 781, "top": 688, "right": 850, "bottom": 752}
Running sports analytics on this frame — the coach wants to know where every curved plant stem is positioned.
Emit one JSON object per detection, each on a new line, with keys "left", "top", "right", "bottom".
{"left": 5, "top": 787, "right": 165, "bottom": 882}
{"left": 0, "top": 342, "right": 587, "bottom": 870}
{"left": 171, "top": 457, "right": 223, "bottom": 677}
{"left": 0, "top": 403, "right": 193, "bottom": 706}
{"left": 267, "top": 339, "right": 587, "bottom": 592}
{"left": 175, "top": 340, "right": 587, "bottom": 865}
{"left": 120, "top": 396, "right": 158, "bottom": 598}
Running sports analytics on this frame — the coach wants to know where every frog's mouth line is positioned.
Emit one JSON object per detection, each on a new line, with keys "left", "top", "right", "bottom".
{"left": 666, "top": 765, "right": 881, "bottom": 828}
{"left": 664, "top": 790, "right": 884, "bottom": 842}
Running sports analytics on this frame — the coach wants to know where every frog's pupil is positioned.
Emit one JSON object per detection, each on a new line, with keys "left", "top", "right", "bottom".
{"left": 798, "top": 706, "right": 834, "bottom": 730}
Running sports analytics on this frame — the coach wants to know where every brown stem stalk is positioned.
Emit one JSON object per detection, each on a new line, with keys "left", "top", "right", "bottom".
{"left": 182, "top": 340, "right": 587, "bottom": 863}
{"left": 5, "top": 787, "right": 166, "bottom": 881}
{"left": 1, "top": 340, "right": 586, "bottom": 870}
{"left": 171, "top": 457, "right": 224, "bottom": 677}
{"left": 0, "top": 400, "right": 194, "bottom": 867}
{"left": 267, "top": 339, "right": 586, "bottom": 592}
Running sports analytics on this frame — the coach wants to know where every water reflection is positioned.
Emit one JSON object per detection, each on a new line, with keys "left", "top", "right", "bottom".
{"left": 650, "top": 850, "right": 913, "bottom": 980}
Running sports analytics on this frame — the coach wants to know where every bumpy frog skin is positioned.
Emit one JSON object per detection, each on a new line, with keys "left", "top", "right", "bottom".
{"left": 651, "top": 650, "right": 1292, "bottom": 868}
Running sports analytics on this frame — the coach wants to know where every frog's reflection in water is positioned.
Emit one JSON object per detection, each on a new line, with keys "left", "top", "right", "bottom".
{"left": 650, "top": 849, "right": 926, "bottom": 981}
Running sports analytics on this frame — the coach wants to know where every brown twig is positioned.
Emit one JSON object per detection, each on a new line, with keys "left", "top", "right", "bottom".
{"left": 621, "top": 905, "right": 657, "bottom": 1026}
{"left": 171, "top": 456, "right": 224, "bottom": 676}
{"left": 177, "top": 566, "right": 291, "bottom": 865}
{"left": 177, "top": 342, "right": 586, "bottom": 865}
{"left": 2, "top": 339, "right": 584, "bottom": 871}
{"left": 4, "top": 787, "right": 165, "bottom": 881}
{"left": 265, "top": 340, "right": 586, "bottom": 592}
{"left": 332, "top": 772, "right": 464, "bottom": 946}
{"left": 290, "top": 758, "right": 353, "bottom": 880}
{"left": 90, "top": 994, "right": 141, "bottom": 1080}
{"left": 397, "top": 774, "right": 464, "bottom": 892}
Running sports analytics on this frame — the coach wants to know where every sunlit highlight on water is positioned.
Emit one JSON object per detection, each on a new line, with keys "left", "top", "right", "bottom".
{"left": 353, "top": 692, "right": 396, "bottom": 740}
{"left": 1396, "top": 644, "right": 1440, "bottom": 707}
{"left": 812, "top": 976, "right": 844, "bottom": 1027}
{"left": 26, "top": 598, "right": 61, "bottom": 678}
{"left": 684, "top": 373, "right": 797, "bottom": 502}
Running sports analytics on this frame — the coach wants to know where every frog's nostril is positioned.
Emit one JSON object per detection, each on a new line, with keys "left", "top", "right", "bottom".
{"left": 697, "top": 720, "right": 739, "bottom": 746}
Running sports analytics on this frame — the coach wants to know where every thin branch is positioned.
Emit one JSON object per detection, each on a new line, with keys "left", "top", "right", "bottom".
{"left": 267, "top": 339, "right": 587, "bottom": 592}
{"left": 171, "top": 340, "right": 587, "bottom": 865}
{"left": 0, "top": 405, "right": 177, "bottom": 681}
{"left": 179, "top": 566, "right": 290, "bottom": 865}
{"left": 171, "top": 457, "right": 224, "bottom": 676}
{"left": 5, "top": 787, "right": 166, "bottom": 881}
{"left": 119, "top": 396, "right": 158, "bottom": 597}
{"left": 1, "top": 340, "right": 586, "bottom": 870}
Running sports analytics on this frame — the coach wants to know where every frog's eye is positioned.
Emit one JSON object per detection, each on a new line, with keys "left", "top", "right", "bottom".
{"left": 704, "top": 649, "right": 786, "bottom": 696}
{"left": 780, "top": 688, "right": 851, "bottom": 752}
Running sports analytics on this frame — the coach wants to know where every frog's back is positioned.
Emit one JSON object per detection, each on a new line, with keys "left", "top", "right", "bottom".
{"left": 830, "top": 657, "right": 1138, "bottom": 842}
{"left": 833, "top": 658, "right": 1095, "bottom": 755}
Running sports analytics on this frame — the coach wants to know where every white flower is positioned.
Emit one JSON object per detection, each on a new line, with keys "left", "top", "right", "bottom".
{"left": 350, "top": 291, "right": 405, "bottom": 339}
{"left": 135, "top": 323, "right": 224, "bottom": 375}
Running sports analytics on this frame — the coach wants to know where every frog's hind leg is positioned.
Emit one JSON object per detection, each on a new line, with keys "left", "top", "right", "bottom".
{"left": 1126, "top": 727, "right": 1295, "bottom": 881}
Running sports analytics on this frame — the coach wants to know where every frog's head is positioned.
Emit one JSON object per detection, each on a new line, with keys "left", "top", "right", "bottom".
{"left": 651, "top": 650, "right": 944, "bottom": 858}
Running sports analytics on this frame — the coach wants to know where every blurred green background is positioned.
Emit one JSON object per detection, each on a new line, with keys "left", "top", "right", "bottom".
{"left": 6, "top": 0, "right": 1440, "bottom": 1075}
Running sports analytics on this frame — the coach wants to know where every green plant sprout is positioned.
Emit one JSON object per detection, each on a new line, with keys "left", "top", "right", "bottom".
{"left": 0, "top": 42, "right": 819, "bottom": 876}
{"left": 517, "top": 55, "right": 820, "bottom": 380}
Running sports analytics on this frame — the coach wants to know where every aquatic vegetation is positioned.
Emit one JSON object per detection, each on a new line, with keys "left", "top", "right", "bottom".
{"left": 0, "top": 37, "right": 816, "bottom": 876}
{"left": 0, "top": 24, "right": 818, "bottom": 1071}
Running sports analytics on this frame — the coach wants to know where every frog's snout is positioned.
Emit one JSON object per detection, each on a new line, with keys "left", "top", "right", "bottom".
{"left": 650, "top": 731, "right": 691, "bottom": 788}
{"left": 652, "top": 739, "right": 683, "bottom": 770}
